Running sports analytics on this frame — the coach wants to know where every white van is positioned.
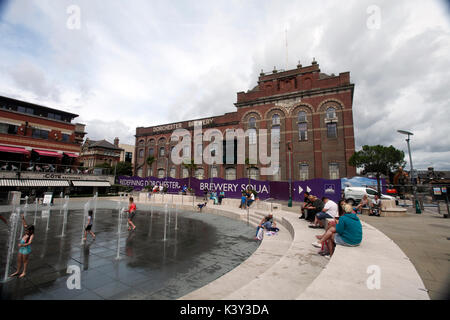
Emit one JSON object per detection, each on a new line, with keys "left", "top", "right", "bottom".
{"left": 344, "top": 187, "right": 396, "bottom": 205}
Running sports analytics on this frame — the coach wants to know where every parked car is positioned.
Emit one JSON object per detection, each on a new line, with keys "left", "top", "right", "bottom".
{"left": 344, "top": 187, "right": 397, "bottom": 205}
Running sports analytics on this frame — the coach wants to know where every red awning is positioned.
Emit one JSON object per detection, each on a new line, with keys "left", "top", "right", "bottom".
{"left": 33, "top": 149, "right": 63, "bottom": 158}
{"left": 64, "top": 152, "right": 78, "bottom": 158}
{"left": 0, "top": 145, "right": 30, "bottom": 155}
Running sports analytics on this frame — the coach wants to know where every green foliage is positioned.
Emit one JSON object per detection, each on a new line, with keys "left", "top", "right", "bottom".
{"left": 349, "top": 145, "right": 406, "bottom": 192}
{"left": 115, "top": 161, "right": 132, "bottom": 176}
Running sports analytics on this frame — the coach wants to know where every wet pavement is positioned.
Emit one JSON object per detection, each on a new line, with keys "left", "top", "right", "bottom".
{"left": 0, "top": 201, "right": 260, "bottom": 300}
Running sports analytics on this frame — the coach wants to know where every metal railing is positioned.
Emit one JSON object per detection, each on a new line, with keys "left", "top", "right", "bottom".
{"left": 0, "top": 160, "right": 105, "bottom": 175}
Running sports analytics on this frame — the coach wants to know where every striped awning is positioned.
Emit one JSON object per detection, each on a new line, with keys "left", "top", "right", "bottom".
{"left": 0, "top": 179, "right": 70, "bottom": 187}
{"left": 72, "top": 180, "right": 111, "bottom": 187}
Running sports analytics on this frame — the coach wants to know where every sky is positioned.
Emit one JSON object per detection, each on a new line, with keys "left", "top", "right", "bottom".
{"left": 0, "top": 0, "right": 449, "bottom": 170}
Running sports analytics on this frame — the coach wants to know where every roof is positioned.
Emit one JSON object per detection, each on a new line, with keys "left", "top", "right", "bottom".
{"left": 84, "top": 139, "right": 122, "bottom": 150}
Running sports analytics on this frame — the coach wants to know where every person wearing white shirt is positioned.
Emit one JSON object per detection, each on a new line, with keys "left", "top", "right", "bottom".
{"left": 309, "top": 197, "right": 339, "bottom": 228}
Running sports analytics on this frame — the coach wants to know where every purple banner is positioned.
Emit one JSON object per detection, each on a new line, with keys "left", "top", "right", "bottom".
{"left": 293, "top": 179, "right": 342, "bottom": 203}
{"left": 118, "top": 176, "right": 271, "bottom": 199}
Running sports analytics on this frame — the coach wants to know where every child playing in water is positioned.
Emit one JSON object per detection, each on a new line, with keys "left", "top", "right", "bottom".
{"left": 83, "top": 210, "right": 96, "bottom": 241}
{"left": 10, "top": 214, "right": 34, "bottom": 278}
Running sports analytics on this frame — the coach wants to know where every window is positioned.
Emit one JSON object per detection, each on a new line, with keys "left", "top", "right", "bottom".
{"left": 61, "top": 134, "right": 70, "bottom": 142}
{"left": 299, "top": 164, "right": 309, "bottom": 181}
{"left": 138, "top": 149, "right": 144, "bottom": 158}
{"left": 329, "top": 163, "right": 339, "bottom": 179}
{"left": 225, "top": 168, "right": 236, "bottom": 180}
{"left": 298, "top": 123, "right": 307, "bottom": 141}
{"left": 210, "top": 143, "right": 218, "bottom": 157}
{"left": 271, "top": 126, "right": 280, "bottom": 148}
{"left": 183, "top": 146, "right": 190, "bottom": 158}
{"left": 272, "top": 164, "right": 281, "bottom": 181}
{"left": 182, "top": 168, "right": 189, "bottom": 178}
{"left": 158, "top": 169, "right": 165, "bottom": 178}
{"left": 326, "top": 107, "right": 336, "bottom": 119}
{"left": 32, "top": 128, "right": 49, "bottom": 139}
{"left": 327, "top": 123, "right": 337, "bottom": 138}
{"left": 48, "top": 113, "right": 61, "bottom": 120}
{"left": 147, "top": 168, "right": 152, "bottom": 177}
{"left": 249, "top": 167, "right": 259, "bottom": 180}
{"left": 211, "top": 166, "right": 218, "bottom": 178}
{"left": 248, "top": 128, "right": 257, "bottom": 145}
{"left": 272, "top": 114, "right": 280, "bottom": 125}
{"left": 195, "top": 168, "right": 204, "bottom": 179}
{"left": 148, "top": 148, "right": 154, "bottom": 157}
{"left": 18, "top": 106, "right": 34, "bottom": 115}
{"left": 298, "top": 111, "right": 307, "bottom": 122}
{"left": 366, "top": 188, "right": 378, "bottom": 196}
{"left": 137, "top": 168, "right": 143, "bottom": 177}
{"left": 248, "top": 117, "right": 256, "bottom": 128}
{"left": 0, "top": 123, "right": 18, "bottom": 135}
{"left": 159, "top": 147, "right": 165, "bottom": 157}
{"left": 125, "top": 152, "right": 133, "bottom": 163}
{"left": 170, "top": 167, "right": 176, "bottom": 178}
{"left": 196, "top": 144, "right": 202, "bottom": 157}
{"left": 138, "top": 139, "right": 145, "bottom": 146}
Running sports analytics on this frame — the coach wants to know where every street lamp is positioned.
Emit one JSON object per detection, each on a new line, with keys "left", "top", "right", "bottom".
{"left": 287, "top": 141, "right": 293, "bottom": 207}
{"left": 397, "top": 130, "right": 420, "bottom": 213}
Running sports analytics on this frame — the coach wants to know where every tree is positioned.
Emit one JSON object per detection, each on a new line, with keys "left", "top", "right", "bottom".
{"left": 182, "top": 159, "right": 197, "bottom": 190}
{"left": 349, "top": 145, "right": 406, "bottom": 194}
{"left": 115, "top": 161, "right": 132, "bottom": 176}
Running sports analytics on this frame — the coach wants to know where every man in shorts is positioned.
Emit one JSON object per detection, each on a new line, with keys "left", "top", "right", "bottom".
{"left": 309, "top": 197, "right": 338, "bottom": 228}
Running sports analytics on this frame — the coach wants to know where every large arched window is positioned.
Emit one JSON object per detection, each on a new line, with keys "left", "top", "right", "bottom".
{"left": 157, "top": 169, "right": 165, "bottom": 178}
{"left": 169, "top": 167, "right": 176, "bottom": 178}
{"left": 159, "top": 146, "right": 165, "bottom": 157}
{"left": 148, "top": 148, "right": 154, "bottom": 157}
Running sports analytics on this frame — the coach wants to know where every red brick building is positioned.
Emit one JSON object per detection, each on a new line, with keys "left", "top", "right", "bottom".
{"left": 0, "top": 95, "right": 86, "bottom": 170}
{"left": 135, "top": 60, "right": 356, "bottom": 181}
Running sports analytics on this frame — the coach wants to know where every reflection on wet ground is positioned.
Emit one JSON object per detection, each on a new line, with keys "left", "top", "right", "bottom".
{"left": 0, "top": 202, "right": 259, "bottom": 299}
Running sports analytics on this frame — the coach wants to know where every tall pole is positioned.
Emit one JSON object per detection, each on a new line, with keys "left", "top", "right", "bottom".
{"left": 406, "top": 135, "right": 419, "bottom": 213}
{"left": 287, "top": 141, "right": 292, "bottom": 207}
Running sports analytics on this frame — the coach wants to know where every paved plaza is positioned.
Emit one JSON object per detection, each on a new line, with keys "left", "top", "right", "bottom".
{"left": 0, "top": 200, "right": 259, "bottom": 300}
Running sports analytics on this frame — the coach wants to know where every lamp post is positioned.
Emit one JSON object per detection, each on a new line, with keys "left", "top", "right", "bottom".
{"left": 397, "top": 130, "right": 420, "bottom": 213}
{"left": 287, "top": 141, "right": 293, "bottom": 207}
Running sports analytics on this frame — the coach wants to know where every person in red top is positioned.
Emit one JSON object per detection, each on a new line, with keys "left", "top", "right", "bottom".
{"left": 125, "top": 197, "right": 137, "bottom": 231}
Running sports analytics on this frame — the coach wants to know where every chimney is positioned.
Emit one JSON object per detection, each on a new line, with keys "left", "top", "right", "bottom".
{"left": 114, "top": 137, "right": 119, "bottom": 147}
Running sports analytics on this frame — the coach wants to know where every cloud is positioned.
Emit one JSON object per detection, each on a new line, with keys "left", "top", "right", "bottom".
{"left": 0, "top": 0, "right": 449, "bottom": 169}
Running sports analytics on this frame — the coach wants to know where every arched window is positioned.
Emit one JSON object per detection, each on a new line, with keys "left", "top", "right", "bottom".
{"left": 326, "top": 107, "right": 336, "bottom": 119}
{"left": 138, "top": 149, "right": 144, "bottom": 158}
{"left": 157, "top": 169, "right": 165, "bottom": 178}
{"left": 137, "top": 168, "right": 143, "bottom": 177}
{"left": 272, "top": 164, "right": 281, "bottom": 181}
{"left": 138, "top": 139, "right": 145, "bottom": 146}
{"left": 147, "top": 167, "right": 152, "bottom": 177}
{"left": 329, "top": 163, "right": 339, "bottom": 179}
{"left": 271, "top": 126, "right": 280, "bottom": 149}
{"left": 148, "top": 148, "right": 154, "bottom": 157}
{"left": 170, "top": 167, "right": 176, "bottom": 178}
{"left": 248, "top": 117, "right": 256, "bottom": 128}
{"left": 225, "top": 168, "right": 236, "bottom": 180}
{"left": 159, "top": 146, "right": 165, "bottom": 157}
{"left": 272, "top": 114, "right": 280, "bottom": 125}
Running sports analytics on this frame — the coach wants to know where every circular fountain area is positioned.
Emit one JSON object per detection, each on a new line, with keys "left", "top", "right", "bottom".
{"left": 0, "top": 200, "right": 260, "bottom": 300}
